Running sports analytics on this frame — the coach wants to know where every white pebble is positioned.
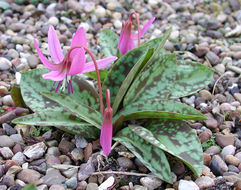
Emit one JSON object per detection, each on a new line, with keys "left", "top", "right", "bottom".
{"left": 114, "top": 20, "right": 122, "bottom": 29}
{"left": 48, "top": 16, "right": 59, "bottom": 26}
{"left": 95, "top": 6, "right": 106, "bottom": 18}
{"left": 0, "top": 57, "right": 12, "bottom": 70}
{"left": 2, "top": 95, "right": 15, "bottom": 106}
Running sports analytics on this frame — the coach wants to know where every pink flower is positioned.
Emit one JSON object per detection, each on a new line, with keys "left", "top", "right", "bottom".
{"left": 34, "top": 25, "right": 117, "bottom": 93}
{"left": 118, "top": 13, "right": 155, "bottom": 55}
{"left": 100, "top": 89, "right": 113, "bottom": 156}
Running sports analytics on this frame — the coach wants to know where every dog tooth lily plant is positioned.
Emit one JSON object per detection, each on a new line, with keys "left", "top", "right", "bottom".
{"left": 13, "top": 12, "right": 213, "bottom": 183}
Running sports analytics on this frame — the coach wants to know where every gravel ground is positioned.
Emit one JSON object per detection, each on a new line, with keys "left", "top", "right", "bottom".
{"left": 0, "top": 0, "right": 241, "bottom": 189}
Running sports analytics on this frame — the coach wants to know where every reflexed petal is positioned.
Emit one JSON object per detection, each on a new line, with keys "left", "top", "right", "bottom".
{"left": 68, "top": 50, "right": 85, "bottom": 75}
{"left": 82, "top": 56, "right": 117, "bottom": 73}
{"left": 132, "top": 17, "right": 155, "bottom": 40}
{"left": 100, "top": 108, "right": 113, "bottom": 156}
{"left": 70, "top": 27, "right": 87, "bottom": 48}
{"left": 48, "top": 25, "right": 64, "bottom": 63}
{"left": 34, "top": 40, "right": 59, "bottom": 71}
{"left": 42, "top": 71, "right": 66, "bottom": 81}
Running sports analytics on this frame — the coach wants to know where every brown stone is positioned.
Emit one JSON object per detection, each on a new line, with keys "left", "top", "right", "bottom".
{"left": 215, "top": 134, "right": 234, "bottom": 148}
{"left": 203, "top": 153, "right": 211, "bottom": 166}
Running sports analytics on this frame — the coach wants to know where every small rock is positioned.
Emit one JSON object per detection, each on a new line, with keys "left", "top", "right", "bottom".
{"left": 214, "top": 64, "right": 225, "bottom": 75}
{"left": 86, "top": 183, "right": 98, "bottom": 190}
{"left": 2, "top": 95, "right": 15, "bottom": 106}
{"left": 17, "top": 169, "right": 41, "bottom": 184}
{"left": 0, "top": 135, "right": 15, "bottom": 147}
{"left": 199, "top": 90, "right": 212, "bottom": 100}
{"left": 62, "top": 167, "right": 78, "bottom": 178}
{"left": 46, "top": 155, "right": 61, "bottom": 168}
{"left": 205, "top": 146, "right": 220, "bottom": 156}
{"left": 37, "top": 184, "right": 48, "bottom": 190}
{"left": 71, "top": 148, "right": 84, "bottom": 162}
{"left": 0, "top": 147, "right": 13, "bottom": 159}
{"left": 117, "top": 157, "right": 135, "bottom": 170}
{"left": 47, "top": 147, "right": 61, "bottom": 156}
{"left": 210, "top": 155, "right": 228, "bottom": 176}
{"left": 203, "top": 153, "right": 211, "bottom": 166}
{"left": 234, "top": 93, "right": 241, "bottom": 103}
{"left": 10, "top": 134, "right": 24, "bottom": 144}
{"left": 206, "top": 51, "right": 220, "bottom": 65}
{"left": 216, "top": 134, "right": 234, "bottom": 147}
{"left": 48, "top": 17, "right": 59, "bottom": 26}
{"left": 195, "top": 176, "right": 215, "bottom": 189}
{"left": 204, "top": 117, "right": 218, "bottom": 129}
{"left": 6, "top": 165, "right": 22, "bottom": 176}
{"left": 49, "top": 185, "right": 65, "bottom": 190}
{"left": 228, "top": 165, "right": 239, "bottom": 173}
{"left": 220, "top": 103, "right": 235, "bottom": 112}
{"left": 77, "top": 181, "right": 87, "bottom": 190}
{"left": 2, "top": 123, "right": 17, "bottom": 135}
{"left": 59, "top": 139, "right": 75, "bottom": 153}
{"left": 65, "top": 177, "right": 77, "bottom": 189}
{"left": 0, "top": 185, "right": 7, "bottom": 190}
{"left": 78, "top": 158, "right": 95, "bottom": 181}
{"left": 171, "top": 160, "right": 185, "bottom": 175}
{"left": 221, "top": 145, "right": 236, "bottom": 159}
{"left": 40, "top": 168, "right": 66, "bottom": 186}
{"left": 178, "top": 180, "right": 199, "bottom": 190}
{"left": 27, "top": 55, "right": 39, "bottom": 68}
{"left": 229, "top": 0, "right": 240, "bottom": 11}
{"left": 46, "top": 3, "right": 57, "bottom": 17}
{"left": 12, "top": 152, "right": 26, "bottom": 166}
{"left": 23, "top": 142, "right": 47, "bottom": 160}
{"left": 199, "top": 130, "right": 212, "bottom": 143}
{"left": 7, "top": 49, "right": 19, "bottom": 59}
{"left": 95, "top": 6, "right": 106, "bottom": 18}
{"left": 140, "top": 176, "right": 163, "bottom": 190}
{"left": 225, "top": 155, "right": 241, "bottom": 166}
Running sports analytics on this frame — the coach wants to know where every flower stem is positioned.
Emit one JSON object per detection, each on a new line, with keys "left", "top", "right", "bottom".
{"left": 130, "top": 12, "right": 141, "bottom": 46}
{"left": 68, "top": 46, "right": 104, "bottom": 116}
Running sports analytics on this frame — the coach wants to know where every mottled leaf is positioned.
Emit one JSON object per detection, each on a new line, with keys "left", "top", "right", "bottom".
{"left": 124, "top": 53, "right": 177, "bottom": 105}
{"left": 169, "top": 60, "right": 213, "bottom": 99}
{"left": 114, "top": 127, "right": 172, "bottom": 183}
{"left": 99, "top": 29, "right": 119, "bottom": 57}
{"left": 103, "top": 30, "right": 171, "bottom": 104}
{"left": 20, "top": 68, "right": 99, "bottom": 112}
{"left": 84, "top": 70, "right": 108, "bottom": 83}
{"left": 10, "top": 84, "right": 26, "bottom": 107}
{"left": 112, "top": 49, "right": 154, "bottom": 114}
{"left": 114, "top": 99, "right": 205, "bottom": 128}
{"left": 22, "top": 184, "right": 37, "bottom": 190}
{"left": 42, "top": 92, "right": 102, "bottom": 129}
{"left": 13, "top": 111, "right": 99, "bottom": 139}
{"left": 130, "top": 119, "right": 203, "bottom": 176}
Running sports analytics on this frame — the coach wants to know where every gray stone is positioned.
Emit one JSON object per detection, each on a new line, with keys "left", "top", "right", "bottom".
{"left": 140, "top": 176, "right": 163, "bottom": 190}
{"left": 2, "top": 95, "right": 15, "bottom": 106}
{"left": 178, "top": 180, "right": 199, "bottom": 190}
{"left": 17, "top": 169, "right": 41, "bottom": 184}
{"left": 2, "top": 123, "right": 17, "bottom": 135}
{"left": 195, "top": 176, "right": 215, "bottom": 189}
{"left": 206, "top": 51, "right": 220, "bottom": 65}
{"left": 23, "top": 142, "right": 47, "bottom": 160}
{"left": 40, "top": 168, "right": 66, "bottom": 186}
{"left": 47, "top": 147, "right": 61, "bottom": 156}
{"left": 12, "top": 152, "right": 26, "bottom": 165}
{"left": 221, "top": 145, "right": 236, "bottom": 159}
{"left": 210, "top": 155, "right": 228, "bottom": 176}
{"left": 75, "top": 136, "right": 88, "bottom": 149}
{"left": 86, "top": 183, "right": 98, "bottom": 190}
{"left": 0, "top": 147, "right": 13, "bottom": 159}
{"left": 78, "top": 158, "right": 95, "bottom": 181}
{"left": 65, "top": 177, "right": 77, "bottom": 189}
{"left": 7, "top": 49, "right": 19, "bottom": 59}
{"left": 10, "top": 134, "right": 24, "bottom": 144}
{"left": 27, "top": 55, "right": 39, "bottom": 68}
{"left": 117, "top": 157, "right": 135, "bottom": 170}
{"left": 0, "top": 135, "right": 15, "bottom": 147}
{"left": 0, "top": 185, "right": 7, "bottom": 190}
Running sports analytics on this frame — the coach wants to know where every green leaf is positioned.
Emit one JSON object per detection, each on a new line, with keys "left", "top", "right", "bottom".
{"left": 99, "top": 29, "right": 119, "bottom": 57}
{"left": 103, "top": 31, "right": 170, "bottom": 105}
{"left": 114, "top": 99, "right": 205, "bottom": 128}
{"left": 0, "top": 0, "right": 10, "bottom": 10}
{"left": 10, "top": 84, "right": 26, "bottom": 107}
{"left": 169, "top": 60, "right": 213, "bottom": 99}
{"left": 112, "top": 48, "right": 154, "bottom": 114}
{"left": 42, "top": 92, "right": 102, "bottom": 129}
{"left": 22, "top": 184, "right": 37, "bottom": 190}
{"left": 13, "top": 111, "right": 99, "bottom": 138}
{"left": 130, "top": 119, "right": 203, "bottom": 177}
{"left": 20, "top": 68, "right": 99, "bottom": 112}
{"left": 124, "top": 53, "right": 177, "bottom": 105}
{"left": 114, "top": 127, "right": 172, "bottom": 183}
{"left": 84, "top": 70, "right": 108, "bottom": 83}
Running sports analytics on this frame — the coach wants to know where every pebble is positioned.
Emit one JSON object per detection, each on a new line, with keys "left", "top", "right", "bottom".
{"left": 12, "top": 152, "right": 26, "bottom": 165}
{"left": 140, "top": 176, "right": 163, "bottom": 190}
{"left": 48, "top": 16, "right": 59, "bottom": 26}
{"left": 0, "top": 57, "right": 12, "bottom": 70}
{"left": 27, "top": 55, "right": 39, "bottom": 68}
{"left": 216, "top": 134, "right": 235, "bottom": 147}
{"left": 203, "top": 153, "right": 211, "bottom": 166}
{"left": 195, "top": 176, "right": 215, "bottom": 189}
{"left": 62, "top": 167, "right": 78, "bottom": 178}
{"left": 95, "top": 6, "right": 106, "bottom": 18}
{"left": 23, "top": 142, "right": 47, "bottom": 160}
{"left": 225, "top": 155, "right": 241, "bottom": 166}
{"left": 7, "top": 49, "right": 19, "bottom": 59}
{"left": 214, "top": 64, "right": 225, "bottom": 75}
{"left": 46, "top": 155, "right": 61, "bottom": 168}
{"left": 228, "top": 165, "right": 239, "bottom": 173}
{"left": 117, "top": 157, "right": 135, "bottom": 170}
{"left": 204, "top": 117, "right": 218, "bottom": 129}
{"left": 10, "top": 134, "right": 24, "bottom": 144}
{"left": 210, "top": 155, "right": 228, "bottom": 176}
{"left": 46, "top": 3, "right": 57, "bottom": 17}
{"left": 59, "top": 139, "right": 75, "bottom": 153}
{"left": 178, "top": 179, "right": 199, "bottom": 190}
{"left": 206, "top": 51, "right": 220, "bottom": 65}
{"left": 0, "top": 147, "right": 13, "bottom": 159}
{"left": 37, "top": 184, "right": 48, "bottom": 190}
{"left": 220, "top": 103, "right": 235, "bottom": 112}
{"left": 40, "top": 168, "right": 66, "bottom": 186}
{"left": 17, "top": 169, "right": 41, "bottom": 184}
{"left": 49, "top": 185, "right": 65, "bottom": 190}
{"left": 234, "top": 93, "right": 241, "bottom": 103}
{"left": 0, "top": 135, "right": 15, "bottom": 147}
{"left": 47, "top": 147, "right": 61, "bottom": 156}
{"left": 235, "top": 152, "right": 241, "bottom": 161}
{"left": 77, "top": 181, "right": 88, "bottom": 190}
{"left": 199, "top": 89, "right": 212, "bottom": 100}
{"left": 2, "top": 95, "right": 15, "bottom": 106}
{"left": 71, "top": 148, "right": 84, "bottom": 162}
{"left": 2, "top": 123, "right": 17, "bottom": 135}
{"left": 78, "top": 158, "right": 95, "bottom": 181}
{"left": 75, "top": 136, "right": 88, "bottom": 149}
{"left": 86, "top": 183, "right": 98, "bottom": 190}
{"left": 65, "top": 176, "right": 78, "bottom": 189}
{"left": 221, "top": 145, "right": 236, "bottom": 159}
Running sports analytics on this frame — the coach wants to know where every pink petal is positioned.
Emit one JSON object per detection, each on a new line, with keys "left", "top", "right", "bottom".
{"left": 34, "top": 40, "right": 59, "bottom": 71}
{"left": 100, "top": 108, "right": 113, "bottom": 156}
{"left": 48, "top": 25, "right": 64, "bottom": 63}
{"left": 42, "top": 71, "right": 66, "bottom": 81}
{"left": 82, "top": 56, "right": 117, "bottom": 73}
{"left": 68, "top": 27, "right": 88, "bottom": 75}
{"left": 132, "top": 17, "right": 155, "bottom": 40}
{"left": 67, "top": 51, "right": 85, "bottom": 75}
{"left": 118, "top": 30, "right": 135, "bottom": 55}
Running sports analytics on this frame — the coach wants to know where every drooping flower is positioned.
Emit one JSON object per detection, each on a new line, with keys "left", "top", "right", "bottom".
{"left": 34, "top": 25, "right": 117, "bottom": 93}
{"left": 100, "top": 89, "right": 113, "bottom": 156}
{"left": 118, "top": 12, "right": 155, "bottom": 55}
